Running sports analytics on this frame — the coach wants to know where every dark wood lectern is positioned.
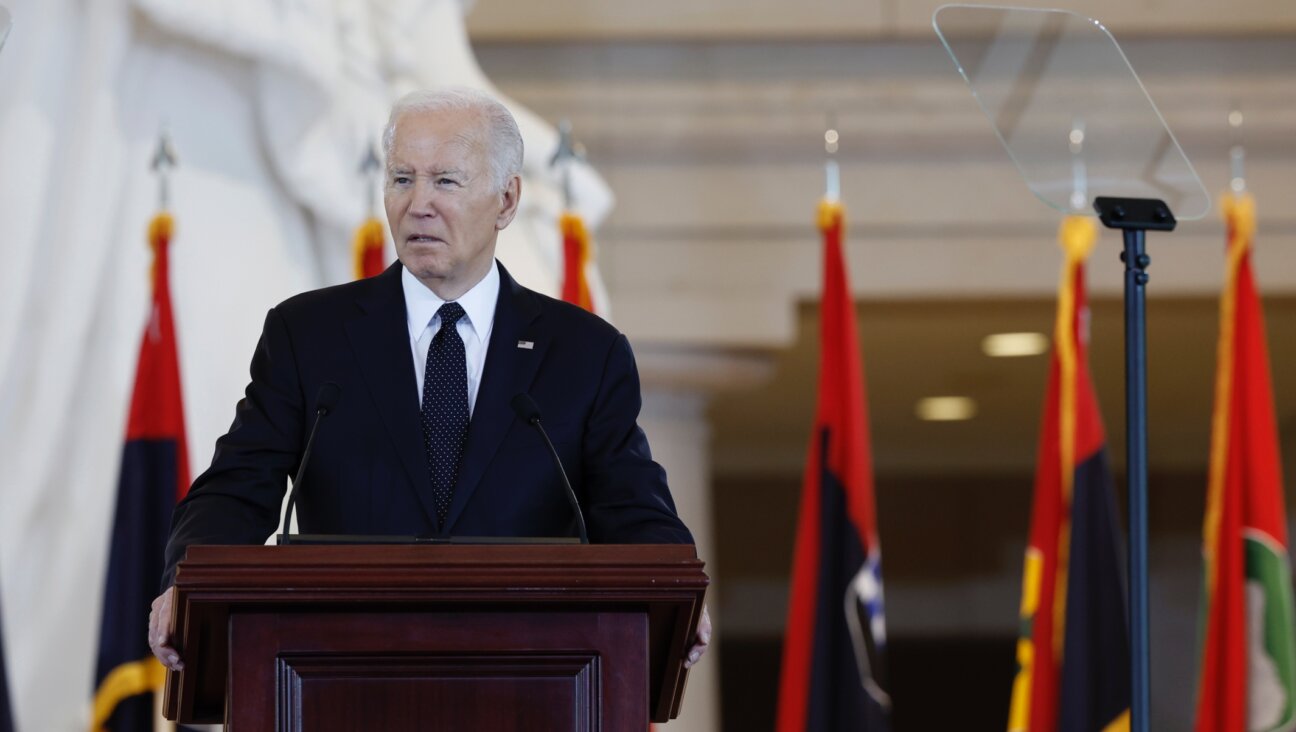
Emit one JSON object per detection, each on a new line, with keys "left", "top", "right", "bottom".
{"left": 162, "top": 544, "right": 707, "bottom": 731}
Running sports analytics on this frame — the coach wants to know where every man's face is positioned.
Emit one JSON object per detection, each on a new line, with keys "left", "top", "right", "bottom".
{"left": 385, "top": 107, "right": 520, "bottom": 299}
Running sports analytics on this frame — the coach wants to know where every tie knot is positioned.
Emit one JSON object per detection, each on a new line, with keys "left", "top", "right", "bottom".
{"left": 437, "top": 302, "right": 466, "bottom": 329}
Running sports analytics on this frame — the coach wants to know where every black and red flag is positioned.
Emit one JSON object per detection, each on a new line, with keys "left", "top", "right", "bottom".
{"left": 1, "top": 592, "right": 12, "bottom": 732}
{"left": 1006, "top": 216, "right": 1130, "bottom": 732}
{"left": 91, "top": 212, "right": 191, "bottom": 731}
{"left": 776, "top": 198, "right": 890, "bottom": 732}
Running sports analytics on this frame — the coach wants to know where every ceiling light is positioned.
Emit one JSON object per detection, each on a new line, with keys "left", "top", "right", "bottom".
{"left": 982, "top": 332, "right": 1049, "bottom": 358}
{"left": 916, "top": 396, "right": 977, "bottom": 421}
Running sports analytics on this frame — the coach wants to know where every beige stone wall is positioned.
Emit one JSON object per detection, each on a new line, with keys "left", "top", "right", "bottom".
{"left": 469, "top": 0, "right": 1296, "bottom": 40}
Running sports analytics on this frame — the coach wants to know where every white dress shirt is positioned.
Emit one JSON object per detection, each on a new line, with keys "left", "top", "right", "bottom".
{"left": 402, "top": 263, "right": 499, "bottom": 417}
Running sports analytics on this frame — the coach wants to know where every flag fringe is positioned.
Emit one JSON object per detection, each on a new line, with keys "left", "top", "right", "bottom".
{"left": 89, "top": 658, "right": 166, "bottom": 732}
{"left": 1201, "top": 192, "right": 1253, "bottom": 590}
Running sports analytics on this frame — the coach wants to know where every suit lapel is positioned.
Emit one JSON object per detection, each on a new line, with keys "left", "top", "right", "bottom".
{"left": 344, "top": 263, "right": 438, "bottom": 528}
{"left": 443, "top": 262, "right": 545, "bottom": 533}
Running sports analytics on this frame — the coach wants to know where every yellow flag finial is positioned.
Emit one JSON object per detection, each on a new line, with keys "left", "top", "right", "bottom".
{"left": 1220, "top": 191, "right": 1256, "bottom": 251}
{"left": 1058, "top": 215, "right": 1098, "bottom": 262}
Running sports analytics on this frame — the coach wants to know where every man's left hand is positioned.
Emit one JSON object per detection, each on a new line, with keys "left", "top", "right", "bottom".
{"left": 684, "top": 604, "right": 712, "bottom": 668}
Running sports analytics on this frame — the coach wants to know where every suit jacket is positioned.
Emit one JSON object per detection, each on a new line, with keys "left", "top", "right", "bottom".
{"left": 162, "top": 261, "right": 691, "bottom": 586}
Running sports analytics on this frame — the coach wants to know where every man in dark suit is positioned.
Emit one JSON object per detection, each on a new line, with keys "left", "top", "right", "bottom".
{"left": 149, "top": 87, "right": 710, "bottom": 670}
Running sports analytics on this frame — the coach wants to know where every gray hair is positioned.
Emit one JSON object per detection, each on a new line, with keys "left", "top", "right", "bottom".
{"left": 382, "top": 87, "right": 524, "bottom": 192}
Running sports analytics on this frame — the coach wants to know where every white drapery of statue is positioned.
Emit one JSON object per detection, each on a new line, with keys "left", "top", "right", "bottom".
{"left": 0, "top": 1, "right": 613, "bottom": 729}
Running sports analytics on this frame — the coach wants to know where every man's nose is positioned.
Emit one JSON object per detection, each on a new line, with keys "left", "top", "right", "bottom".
{"left": 410, "top": 179, "right": 439, "bottom": 216}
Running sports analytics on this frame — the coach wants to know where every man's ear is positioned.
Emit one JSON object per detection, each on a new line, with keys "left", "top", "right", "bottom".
{"left": 496, "top": 175, "right": 522, "bottom": 230}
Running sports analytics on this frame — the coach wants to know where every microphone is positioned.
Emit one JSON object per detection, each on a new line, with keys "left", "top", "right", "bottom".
{"left": 278, "top": 382, "right": 341, "bottom": 545}
{"left": 511, "top": 393, "right": 588, "bottom": 544}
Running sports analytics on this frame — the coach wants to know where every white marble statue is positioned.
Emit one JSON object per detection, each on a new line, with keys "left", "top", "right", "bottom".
{"left": 0, "top": 1, "right": 613, "bottom": 729}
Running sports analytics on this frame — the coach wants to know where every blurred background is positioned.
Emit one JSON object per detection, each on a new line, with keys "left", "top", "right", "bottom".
{"left": 1, "top": 1, "right": 1294, "bottom": 730}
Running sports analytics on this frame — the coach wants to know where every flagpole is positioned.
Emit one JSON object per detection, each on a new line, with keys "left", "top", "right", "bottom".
{"left": 552, "top": 119, "right": 577, "bottom": 211}
{"left": 151, "top": 126, "right": 177, "bottom": 211}
{"left": 1229, "top": 108, "right": 1247, "bottom": 195}
{"left": 359, "top": 138, "right": 382, "bottom": 217}
{"left": 824, "top": 115, "right": 839, "bottom": 202}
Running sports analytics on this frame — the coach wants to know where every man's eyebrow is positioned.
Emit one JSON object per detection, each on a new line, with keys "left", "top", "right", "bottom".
{"left": 385, "top": 166, "right": 466, "bottom": 176}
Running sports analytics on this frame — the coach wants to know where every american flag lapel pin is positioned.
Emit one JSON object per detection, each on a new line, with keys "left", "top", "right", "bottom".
{"left": 517, "top": 340, "right": 535, "bottom": 350}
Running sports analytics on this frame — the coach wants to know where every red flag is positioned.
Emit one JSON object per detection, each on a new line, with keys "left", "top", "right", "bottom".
{"left": 1006, "top": 216, "right": 1129, "bottom": 732}
{"left": 1195, "top": 192, "right": 1296, "bottom": 732}
{"left": 560, "top": 211, "right": 595, "bottom": 312}
{"left": 353, "top": 216, "right": 386, "bottom": 280}
{"left": 776, "top": 199, "right": 889, "bottom": 731}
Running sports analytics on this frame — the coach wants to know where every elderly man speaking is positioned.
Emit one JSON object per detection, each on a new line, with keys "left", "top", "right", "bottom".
{"left": 148, "top": 87, "right": 711, "bottom": 674}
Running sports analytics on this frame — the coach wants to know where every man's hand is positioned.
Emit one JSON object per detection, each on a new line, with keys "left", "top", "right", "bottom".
{"left": 684, "top": 604, "right": 712, "bottom": 668}
{"left": 148, "top": 586, "right": 184, "bottom": 671}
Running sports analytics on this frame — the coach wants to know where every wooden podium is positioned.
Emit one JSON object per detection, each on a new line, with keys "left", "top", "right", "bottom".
{"left": 162, "top": 544, "right": 707, "bottom": 731}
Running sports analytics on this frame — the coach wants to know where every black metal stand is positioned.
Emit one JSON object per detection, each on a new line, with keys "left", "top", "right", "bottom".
{"left": 1092, "top": 196, "right": 1176, "bottom": 732}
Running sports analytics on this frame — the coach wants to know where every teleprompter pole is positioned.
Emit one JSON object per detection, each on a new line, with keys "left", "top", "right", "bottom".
{"left": 1092, "top": 196, "right": 1175, "bottom": 732}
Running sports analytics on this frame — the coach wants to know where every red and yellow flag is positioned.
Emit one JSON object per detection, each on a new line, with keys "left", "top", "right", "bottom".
{"left": 560, "top": 211, "right": 595, "bottom": 312}
{"left": 1195, "top": 192, "right": 1296, "bottom": 732}
{"left": 353, "top": 216, "right": 386, "bottom": 280}
{"left": 1007, "top": 216, "right": 1129, "bottom": 732}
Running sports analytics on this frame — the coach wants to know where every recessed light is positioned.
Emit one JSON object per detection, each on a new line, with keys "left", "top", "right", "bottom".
{"left": 916, "top": 396, "right": 977, "bottom": 421}
{"left": 982, "top": 332, "right": 1049, "bottom": 358}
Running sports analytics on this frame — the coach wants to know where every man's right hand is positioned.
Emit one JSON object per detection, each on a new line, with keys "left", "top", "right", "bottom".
{"left": 148, "top": 586, "right": 184, "bottom": 671}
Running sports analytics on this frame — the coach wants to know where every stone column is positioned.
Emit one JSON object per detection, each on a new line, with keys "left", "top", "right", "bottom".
{"left": 635, "top": 345, "right": 775, "bottom": 732}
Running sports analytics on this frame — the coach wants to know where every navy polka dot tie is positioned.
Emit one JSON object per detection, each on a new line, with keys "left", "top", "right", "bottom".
{"left": 421, "top": 302, "right": 469, "bottom": 529}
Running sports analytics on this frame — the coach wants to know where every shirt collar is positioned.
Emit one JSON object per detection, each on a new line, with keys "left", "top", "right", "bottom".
{"left": 401, "top": 261, "right": 500, "bottom": 346}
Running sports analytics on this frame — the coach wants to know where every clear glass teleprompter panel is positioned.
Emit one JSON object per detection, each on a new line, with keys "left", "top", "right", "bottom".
{"left": 0, "top": 7, "right": 12, "bottom": 55}
{"left": 933, "top": 5, "right": 1210, "bottom": 220}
